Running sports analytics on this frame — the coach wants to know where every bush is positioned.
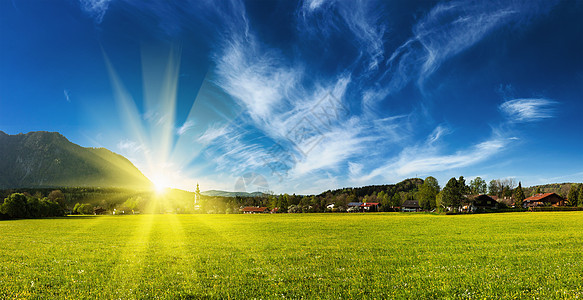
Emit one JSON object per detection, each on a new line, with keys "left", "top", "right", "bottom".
{"left": 0, "top": 193, "right": 64, "bottom": 219}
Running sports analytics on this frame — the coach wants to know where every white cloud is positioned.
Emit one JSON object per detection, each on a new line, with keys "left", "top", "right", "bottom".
{"left": 290, "top": 118, "right": 375, "bottom": 176}
{"left": 383, "top": 0, "right": 558, "bottom": 93}
{"left": 427, "top": 125, "right": 450, "bottom": 144}
{"left": 63, "top": 89, "right": 71, "bottom": 102}
{"left": 79, "top": 0, "right": 112, "bottom": 23}
{"left": 299, "top": 0, "right": 385, "bottom": 71}
{"left": 500, "top": 98, "right": 557, "bottom": 122}
{"left": 348, "top": 162, "right": 363, "bottom": 177}
{"left": 117, "top": 139, "right": 147, "bottom": 155}
{"left": 176, "top": 120, "right": 195, "bottom": 136}
{"left": 215, "top": 37, "right": 300, "bottom": 126}
{"left": 362, "top": 125, "right": 510, "bottom": 183}
{"left": 197, "top": 123, "right": 229, "bottom": 145}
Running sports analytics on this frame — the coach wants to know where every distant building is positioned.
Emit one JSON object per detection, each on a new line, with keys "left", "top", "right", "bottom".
{"left": 468, "top": 194, "right": 498, "bottom": 212}
{"left": 347, "top": 202, "right": 361, "bottom": 212}
{"left": 523, "top": 193, "right": 566, "bottom": 208}
{"left": 401, "top": 200, "right": 420, "bottom": 212}
{"left": 360, "top": 202, "right": 380, "bottom": 212}
{"left": 93, "top": 207, "right": 107, "bottom": 215}
{"left": 241, "top": 207, "right": 268, "bottom": 214}
{"left": 347, "top": 202, "right": 379, "bottom": 212}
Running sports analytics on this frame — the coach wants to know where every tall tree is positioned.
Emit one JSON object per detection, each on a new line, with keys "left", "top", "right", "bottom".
{"left": 513, "top": 182, "right": 526, "bottom": 208}
{"left": 435, "top": 191, "right": 444, "bottom": 211}
{"left": 469, "top": 177, "right": 487, "bottom": 194}
{"left": 391, "top": 193, "right": 401, "bottom": 208}
{"left": 567, "top": 184, "right": 579, "bottom": 206}
{"left": 0, "top": 193, "right": 28, "bottom": 218}
{"left": 418, "top": 176, "right": 440, "bottom": 210}
{"left": 442, "top": 177, "right": 462, "bottom": 210}
{"left": 458, "top": 176, "right": 469, "bottom": 196}
{"left": 48, "top": 190, "right": 66, "bottom": 208}
{"left": 488, "top": 180, "right": 499, "bottom": 196}
{"left": 578, "top": 184, "right": 583, "bottom": 207}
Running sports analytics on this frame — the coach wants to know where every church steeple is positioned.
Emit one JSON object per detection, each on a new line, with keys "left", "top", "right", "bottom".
{"left": 194, "top": 183, "right": 201, "bottom": 208}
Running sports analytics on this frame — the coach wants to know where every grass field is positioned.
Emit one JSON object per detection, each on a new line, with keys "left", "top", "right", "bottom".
{"left": 1, "top": 212, "right": 582, "bottom": 299}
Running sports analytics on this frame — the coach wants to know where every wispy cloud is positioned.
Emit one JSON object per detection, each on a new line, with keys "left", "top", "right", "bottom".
{"left": 63, "top": 89, "right": 71, "bottom": 102}
{"left": 100, "top": 0, "right": 565, "bottom": 193}
{"left": 363, "top": 129, "right": 510, "bottom": 183}
{"left": 78, "top": 0, "right": 112, "bottom": 23}
{"left": 427, "top": 125, "right": 450, "bottom": 145}
{"left": 298, "top": 0, "right": 385, "bottom": 70}
{"left": 117, "top": 139, "right": 147, "bottom": 155}
{"left": 382, "top": 0, "right": 558, "bottom": 93}
{"left": 500, "top": 98, "right": 557, "bottom": 122}
{"left": 197, "top": 123, "right": 229, "bottom": 145}
{"left": 176, "top": 120, "right": 195, "bottom": 136}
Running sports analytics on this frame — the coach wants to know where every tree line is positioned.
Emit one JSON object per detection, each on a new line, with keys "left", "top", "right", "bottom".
{"left": 2, "top": 179, "right": 582, "bottom": 218}
{"left": 0, "top": 191, "right": 66, "bottom": 219}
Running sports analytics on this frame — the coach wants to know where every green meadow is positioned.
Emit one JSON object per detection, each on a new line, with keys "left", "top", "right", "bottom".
{"left": 1, "top": 212, "right": 582, "bottom": 299}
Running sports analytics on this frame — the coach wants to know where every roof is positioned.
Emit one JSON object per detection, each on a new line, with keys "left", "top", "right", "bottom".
{"left": 241, "top": 207, "right": 268, "bottom": 212}
{"left": 347, "top": 202, "right": 362, "bottom": 207}
{"left": 360, "top": 202, "right": 380, "bottom": 207}
{"left": 524, "top": 193, "right": 563, "bottom": 202}
{"left": 469, "top": 194, "right": 497, "bottom": 207}
{"left": 402, "top": 200, "right": 420, "bottom": 208}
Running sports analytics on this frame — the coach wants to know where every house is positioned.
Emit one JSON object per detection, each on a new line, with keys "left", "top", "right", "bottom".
{"left": 347, "top": 202, "right": 362, "bottom": 212}
{"left": 523, "top": 193, "right": 566, "bottom": 208}
{"left": 241, "top": 207, "right": 269, "bottom": 214}
{"left": 401, "top": 200, "right": 420, "bottom": 212}
{"left": 93, "top": 207, "right": 107, "bottom": 215}
{"left": 468, "top": 194, "right": 498, "bottom": 212}
{"left": 360, "top": 202, "right": 380, "bottom": 212}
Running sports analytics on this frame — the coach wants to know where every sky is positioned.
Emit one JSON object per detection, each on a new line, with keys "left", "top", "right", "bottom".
{"left": 1, "top": 0, "right": 582, "bottom": 194}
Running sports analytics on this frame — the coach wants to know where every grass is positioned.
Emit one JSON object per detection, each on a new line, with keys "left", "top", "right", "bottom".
{"left": 1, "top": 212, "right": 582, "bottom": 299}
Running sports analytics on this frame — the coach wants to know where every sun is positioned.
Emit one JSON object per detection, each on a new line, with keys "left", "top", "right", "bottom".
{"left": 151, "top": 175, "right": 170, "bottom": 195}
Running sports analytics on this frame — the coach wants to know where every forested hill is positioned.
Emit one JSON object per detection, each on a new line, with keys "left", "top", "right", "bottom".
{"left": 318, "top": 178, "right": 424, "bottom": 198}
{"left": 0, "top": 131, "right": 152, "bottom": 189}
{"left": 524, "top": 183, "right": 580, "bottom": 197}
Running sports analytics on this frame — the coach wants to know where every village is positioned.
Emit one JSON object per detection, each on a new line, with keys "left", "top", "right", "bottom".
{"left": 239, "top": 192, "right": 574, "bottom": 214}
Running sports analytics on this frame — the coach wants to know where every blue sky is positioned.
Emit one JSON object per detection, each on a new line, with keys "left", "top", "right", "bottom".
{"left": 1, "top": 0, "right": 582, "bottom": 194}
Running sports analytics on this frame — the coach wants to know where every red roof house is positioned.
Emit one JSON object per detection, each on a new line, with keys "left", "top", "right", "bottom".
{"left": 241, "top": 207, "right": 269, "bottom": 214}
{"left": 523, "top": 193, "right": 566, "bottom": 208}
{"left": 360, "top": 202, "right": 380, "bottom": 212}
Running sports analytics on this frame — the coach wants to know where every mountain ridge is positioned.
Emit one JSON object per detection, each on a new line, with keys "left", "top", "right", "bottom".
{"left": 0, "top": 131, "right": 152, "bottom": 189}
{"left": 201, "top": 190, "right": 267, "bottom": 197}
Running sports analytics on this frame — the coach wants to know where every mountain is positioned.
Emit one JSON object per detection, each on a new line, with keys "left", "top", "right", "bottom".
{"left": 201, "top": 190, "right": 267, "bottom": 197}
{"left": 0, "top": 131, "right": 152, "bottom": 189}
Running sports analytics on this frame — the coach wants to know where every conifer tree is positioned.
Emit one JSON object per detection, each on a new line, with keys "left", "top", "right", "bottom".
{"left": 567, "top": 184, "right": 579, "bottom": 206}
{"left": 513, "top": 182, "right": 525, "bottom": 208}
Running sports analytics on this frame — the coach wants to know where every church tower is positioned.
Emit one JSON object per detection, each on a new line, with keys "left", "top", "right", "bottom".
{"left": 194, "top": 183, "right": 201, "bottom": 210}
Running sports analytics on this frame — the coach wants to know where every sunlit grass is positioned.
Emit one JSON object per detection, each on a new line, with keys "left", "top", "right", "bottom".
{"left": 1, "top": 212, "right": 582, "bottom": 298}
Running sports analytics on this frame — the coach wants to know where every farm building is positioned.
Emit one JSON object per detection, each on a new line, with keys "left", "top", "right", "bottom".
{"left": 401, "top": 200, "right": 420, "bottom": 212}
{"left": 347, "top": 202, "right": 361, "bottom": 212}
{"left": 347, "top": 202, "right": 380, "bottom": 212}
{"left": 93, "top": 207, "right": 107, "bottom": 215}
{"left": 468, "top": 194, "right": 498, "bottom": 212}
{"left": 360, "top": 202, "right": 380, "bottom": 212}
{"left": 523, "top": 193, "right": 566, "bottom": 207}
{"left": 241, "top": 207, "right": 269, "bottom": 214}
